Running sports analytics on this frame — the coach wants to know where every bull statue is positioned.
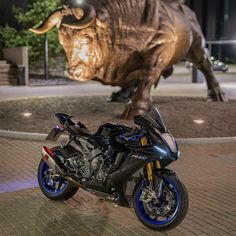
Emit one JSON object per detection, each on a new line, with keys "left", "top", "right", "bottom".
{"left": 30, "top": 0, "right": 226, "bottom": 119}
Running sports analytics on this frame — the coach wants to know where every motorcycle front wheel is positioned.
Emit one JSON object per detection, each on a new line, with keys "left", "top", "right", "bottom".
{"left": 38, "top": 147, "right": 79, "bottom": 201}
{"left": 133, "top": 175, "right": 188, "bottom": 231}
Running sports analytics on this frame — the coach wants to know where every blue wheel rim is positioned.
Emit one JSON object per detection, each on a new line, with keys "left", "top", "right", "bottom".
{"left": 136, "top": 179, "right": 180, "bottom": 225}
{"left": 39, "top": 161, "right": 69, "bottom": 196}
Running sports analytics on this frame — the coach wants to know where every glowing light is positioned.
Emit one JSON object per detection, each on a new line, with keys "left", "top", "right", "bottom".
{"left": 23, "top": 112, "right": 32, "bottom": 117}
{"left": 193, "top": 119, "right": 205, "bottom": 125}
{"left": 0, "top": 180, "right": 38, "bottom": 193}
{"left": 76, "top": 0, "right": 83, "bottom": 4}
{"left": 154, "top": 146, "right": 168, "bottom": 155}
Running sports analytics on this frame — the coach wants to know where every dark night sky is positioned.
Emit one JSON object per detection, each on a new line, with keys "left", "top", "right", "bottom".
{"left": 0, "top": 0, "right": 28, "bottom": 29}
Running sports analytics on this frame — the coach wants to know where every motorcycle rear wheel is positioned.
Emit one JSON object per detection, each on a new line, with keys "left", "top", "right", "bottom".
{"left": 38, "top": 147, "right": 79, "bottom": 201}
{"left": 133, "top": 175, "right": 188, "bottom": 231}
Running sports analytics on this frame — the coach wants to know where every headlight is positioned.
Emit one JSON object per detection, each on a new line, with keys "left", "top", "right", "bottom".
{"left": 154, "top": 146, "right": 168, "bottom": 155}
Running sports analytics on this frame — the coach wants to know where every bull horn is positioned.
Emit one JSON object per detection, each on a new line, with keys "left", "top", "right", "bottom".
{"left": 29, "top": 8, "right": 64, "bottom": 34}
{"left": 62, "top": 5, "right": 96, "bottom": 30}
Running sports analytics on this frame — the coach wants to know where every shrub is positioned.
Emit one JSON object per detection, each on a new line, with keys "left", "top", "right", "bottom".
{"left": 0, "top": 0, "right": 64, "bottom": 66}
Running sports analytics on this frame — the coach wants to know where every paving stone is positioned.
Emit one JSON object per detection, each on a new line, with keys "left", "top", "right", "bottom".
{"left": 0, "top": 138, "right": 236, "bottom": 236}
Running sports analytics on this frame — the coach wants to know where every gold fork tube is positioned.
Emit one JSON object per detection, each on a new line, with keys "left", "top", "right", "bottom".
{"left": 146, "top": 163, "right": 153, "bottom": 182}
{"left": 155, "top": 160, "right": 161, "bottom": 169}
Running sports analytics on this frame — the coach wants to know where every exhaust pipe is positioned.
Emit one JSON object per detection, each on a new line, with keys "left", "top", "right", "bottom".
{"left": 41, "top": 146, "right": 82, "bottom": 187}
{"left": 64, "top": 176, "right": 83, "bottom": 187}
{"left": 41, "top": 146, "right": 65, "bottom": 176}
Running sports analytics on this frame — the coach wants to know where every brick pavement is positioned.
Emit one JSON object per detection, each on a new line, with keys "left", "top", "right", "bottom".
{"left": 0, "top": 137, "right": 236, "bottom": 236}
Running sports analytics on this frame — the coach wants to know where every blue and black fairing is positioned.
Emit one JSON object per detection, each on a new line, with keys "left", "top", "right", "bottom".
{"left": 117, "top": 131, "right": 146, "bottom": 147}
{"left": 55, "top": 113, "right": 71, "bottom": 125}
{"left": 45, "top": 113, "right": 68, "bottom": 141}
{"left": 94, "top": 123, "right": 132, "bottom": 137}
{"left": 133, "top": 107, "right": 180, "bottom": 166}
{"left": 54, "top": 113, "right": 92, "bottom": 137}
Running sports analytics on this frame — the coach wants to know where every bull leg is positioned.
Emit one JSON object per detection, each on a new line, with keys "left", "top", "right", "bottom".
{"left": 108, "top": 51, "right": 143, "bottom": 103}
{"left": 121, "top": 68, "right": 162, "bottom": 119}
{"left": 107, "top": 79, "right": 140, "bottom": 103}
{"left": 162, "top": 66, "right": 174, "bottom": 80}
{"left": 120, "top": 41, "right": 175, "bottom": 119}
{"left": 109, "top": 65, "right": 174, "bottom": 103}
{"left": 187, "top": 48, "right": 226, "bottom": 102}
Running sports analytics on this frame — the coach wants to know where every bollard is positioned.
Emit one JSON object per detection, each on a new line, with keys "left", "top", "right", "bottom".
{"left": 17, "top": 65, "right": 26, "bottom": 86}
{"left": 192, "top": 67, "right": 204, "bottom": 83}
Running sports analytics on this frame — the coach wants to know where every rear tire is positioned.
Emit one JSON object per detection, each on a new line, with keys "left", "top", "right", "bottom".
{"left": 38, "top": 147, "right": 79, "bottom": 201}
{"left": 133, "top": 175, "right": 188, "bottom": 231}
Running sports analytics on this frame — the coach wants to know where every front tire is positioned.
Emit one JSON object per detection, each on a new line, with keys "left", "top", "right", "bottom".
{"left": 38, "top": 147, "right": 79, "bottom": 201}
{"left": 133, "top": 175, "right": 188, "bottom": 231}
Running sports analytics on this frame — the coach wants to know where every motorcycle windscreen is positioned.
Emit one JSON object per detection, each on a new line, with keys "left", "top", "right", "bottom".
{"left": 134, "top": 107, "right": 167, "bottom": 132}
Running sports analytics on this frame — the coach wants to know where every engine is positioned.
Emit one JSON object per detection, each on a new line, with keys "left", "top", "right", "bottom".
{"left": 63, "top": 144, "right": 112, "bottom": 182}
{"left": 60, "top": 124, "right": 128, "bottom": 182}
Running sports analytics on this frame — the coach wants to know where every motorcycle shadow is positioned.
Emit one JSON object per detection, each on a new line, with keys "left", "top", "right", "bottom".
{"left": 34, "top": 195, "right": 113, "bottom": 235}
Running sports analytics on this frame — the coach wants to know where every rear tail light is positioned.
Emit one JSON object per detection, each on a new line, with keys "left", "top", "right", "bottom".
{"left": 43, "top": 146, "right": 55, "bottom": 158}
{"left": 41, "top": 147, "right": 64, "bottom": 175}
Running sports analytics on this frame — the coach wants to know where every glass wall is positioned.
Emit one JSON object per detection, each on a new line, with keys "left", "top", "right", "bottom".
{"left": 215, "top": 0, "right": 236, "bottom": 63}
{"left": 216, "top": 0, "right": 236, "bottom": 40}
{"left": 187, "top": 0, "right": 236, "bottom": 63}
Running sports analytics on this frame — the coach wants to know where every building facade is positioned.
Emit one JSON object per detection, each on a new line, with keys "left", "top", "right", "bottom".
{"left": 186, "top": 0, "right": 236, "bottom": 61}
{"left": 186, "top": 0, "right": 236, "bottom": 41}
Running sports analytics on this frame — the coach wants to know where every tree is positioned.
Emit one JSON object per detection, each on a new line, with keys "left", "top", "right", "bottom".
{"left": 0, "top": 0, "right": 63, "bottom": 66}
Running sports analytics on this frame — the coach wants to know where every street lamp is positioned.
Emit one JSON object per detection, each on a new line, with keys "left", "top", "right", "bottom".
{"left": 44, "top": 33, "right": 49, "bottom": 80}
{"left": 44, "top": 1, "right": 49, "bottom": 80}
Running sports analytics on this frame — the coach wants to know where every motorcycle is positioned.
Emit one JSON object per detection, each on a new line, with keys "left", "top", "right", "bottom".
{"left": 38, "top": 107, "right": 189, "bottom": 231}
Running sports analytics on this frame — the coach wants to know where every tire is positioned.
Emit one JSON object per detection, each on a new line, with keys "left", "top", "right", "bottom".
{"left": 38, "top": 147, "right": 79, "bottom": 201}
{"left": 222, "top": 67, "right": 229, "bottom": 73}
{"left": 133, "top": 175, "right": 189, "bottom": 231}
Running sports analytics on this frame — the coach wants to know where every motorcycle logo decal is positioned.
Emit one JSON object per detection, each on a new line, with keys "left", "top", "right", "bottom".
{"left": 132, "top": 154, "right": 147, "bottom": 160}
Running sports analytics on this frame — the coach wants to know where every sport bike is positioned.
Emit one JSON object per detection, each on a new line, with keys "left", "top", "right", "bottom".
{"left": 38, "top": 107, "right": 188, "bottom": 231}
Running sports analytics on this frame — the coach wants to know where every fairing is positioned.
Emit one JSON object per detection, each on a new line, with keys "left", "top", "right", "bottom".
{"left": 134, "top": 108, "right": 179, "bottom": 157}
{"left": 134, "top": 107, "right": 167, "bottom": 132}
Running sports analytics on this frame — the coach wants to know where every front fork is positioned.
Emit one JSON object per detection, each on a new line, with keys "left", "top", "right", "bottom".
{"left": 146, "top": 161, "right": 164, "bottom": 198}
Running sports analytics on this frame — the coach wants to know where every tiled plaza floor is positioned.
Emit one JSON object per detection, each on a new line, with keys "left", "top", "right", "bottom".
{"left": 0, "top": 137, "right": 236, "bottom": 236}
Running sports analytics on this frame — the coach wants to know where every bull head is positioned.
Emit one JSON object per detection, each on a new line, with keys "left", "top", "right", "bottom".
{"left": 30, "top": 4, "right": 106, "bottom": 81}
